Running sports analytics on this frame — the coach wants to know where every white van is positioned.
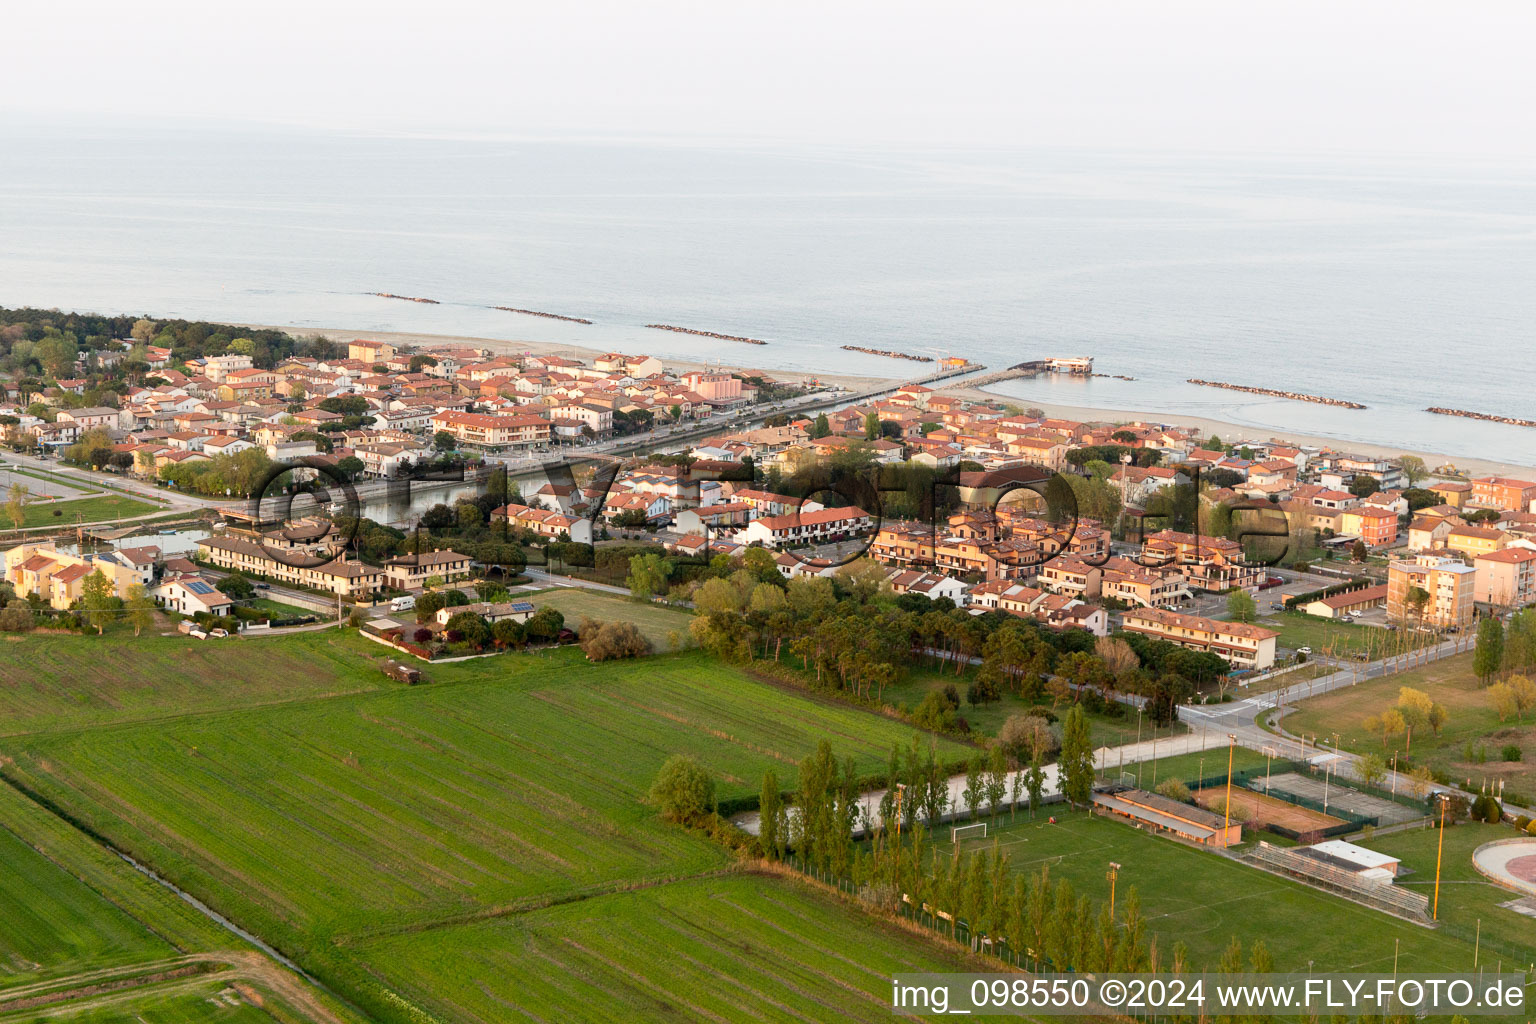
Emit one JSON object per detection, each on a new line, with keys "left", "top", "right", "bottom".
{"left": 390, "top": 595, "right": 416, "bottom": 612}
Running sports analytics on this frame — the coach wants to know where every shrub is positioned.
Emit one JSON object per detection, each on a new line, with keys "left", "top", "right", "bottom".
{"left": 412, "top": 628, "right": 433, "bottom": 644}
{"left": 1515, "top": 815, "right": 1532, "bottom": 831}
{"left": 1155, "top": 779, "right": 1191, "bottom": 802}
{"left": 1472, "top": 794, "right": 1503, "bottom": 824}
{"left": 648, "top": 755, "right": 715, "bottom": 824}
{"left": 911, "top": 690, "right": 957, "bottom": 732}
{"left": 966, "top": 677, "right": 1000, "bottom": 705}
{"left": 582, "top": 621, "right": 652, "bottom": 661}
{"left": 1504, "top": 744, "right": 1524, "bottom": 763}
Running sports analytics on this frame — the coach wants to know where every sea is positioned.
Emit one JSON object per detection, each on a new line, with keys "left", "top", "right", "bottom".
{"left": 2, "top": 120, "right": 1534, "bottom": 467}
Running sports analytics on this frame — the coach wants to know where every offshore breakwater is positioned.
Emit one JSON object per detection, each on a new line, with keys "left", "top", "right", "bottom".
{"left": 1186, "top": 378, "right": 1366, "bottom": 409}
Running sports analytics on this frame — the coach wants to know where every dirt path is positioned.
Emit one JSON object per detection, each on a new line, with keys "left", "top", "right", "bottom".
{"left": 0, "top": 951, "right": 348, "bottom": 1024}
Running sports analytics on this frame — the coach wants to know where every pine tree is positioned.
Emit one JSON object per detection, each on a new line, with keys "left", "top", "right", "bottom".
{"left": 985, "top": 745, "right": 1008, "bottom": 820}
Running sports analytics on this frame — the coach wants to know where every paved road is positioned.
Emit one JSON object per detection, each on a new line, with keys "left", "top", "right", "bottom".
{"left": 1181, "top": 635, "right": 1468, "bottom": 798}
{"left": 3, "top": 451, "right": 217, "bottom": 513}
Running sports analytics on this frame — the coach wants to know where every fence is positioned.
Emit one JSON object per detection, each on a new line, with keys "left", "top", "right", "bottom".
{"left": 1246, "top": 841, "right": 1430, "bottom": 920}
{"left": 1185, "top": 760, "right": 1383, "bottom": 841}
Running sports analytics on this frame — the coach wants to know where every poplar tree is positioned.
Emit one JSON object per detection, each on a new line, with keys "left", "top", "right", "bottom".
{"left": 759, "top": 770, "right": 781, "bottom": 860}
{"left": 1060, "top": 706, "right": 1095, "bottom": 807}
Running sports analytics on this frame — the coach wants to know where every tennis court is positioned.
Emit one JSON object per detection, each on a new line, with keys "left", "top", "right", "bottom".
{"left": 1194, "top": 786, "right": 1346, "bottom": 832}
{"left": 1253, "top": 771, "right": 1421, "bottom": 825}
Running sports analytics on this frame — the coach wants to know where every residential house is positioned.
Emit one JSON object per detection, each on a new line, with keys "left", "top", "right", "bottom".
{"left": 382, "top": 550, "right": 474, "bottom": 590}
{"left": 1121, "top": 608, "right": 1279, "bottom": 670}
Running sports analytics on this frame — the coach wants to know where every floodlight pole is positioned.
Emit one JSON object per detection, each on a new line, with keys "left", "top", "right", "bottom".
{"left": 1224, "top": 734, "right": 1236, "bottom": 836}
{"left": 1107, "top": 862, "right": 1121, "bottom": 918}
{"left": 1433, "top": 793, "right": 1448, "bottom": 920}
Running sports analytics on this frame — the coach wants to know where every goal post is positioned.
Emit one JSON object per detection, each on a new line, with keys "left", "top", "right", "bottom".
{"left": 951, "top": 822, "right": 987, "bottom": 843}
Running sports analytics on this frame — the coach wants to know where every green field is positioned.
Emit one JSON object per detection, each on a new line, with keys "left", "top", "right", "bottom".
{"left": 525, "top": 586, "right": 693, "bottom": 651}
{"left": 1362, "top": 821, "right": 1536, "bottom": 966}
{"left": 353, "top": 873, "right": 981, "bottom": 1024}
{"left": 1284, "top": 652, "right": 1536, "bottom": 793}
{"left": 0, "top": 632, "right": 394, "bottom": 737}
{"left": 880, "top": 667, "right": 1173, "bottom": 747}
{"left": 13, "top": 494, "right": 158, "bottom": 529}
{"left": 241, "top": 598, "right": 319, "bottom": 621}
{"left": 0, "top": 823, "right": 171, "bottom": 990}
{"left": 959, "top": 809, "right": 1527, "bottom": 974}
{"left": 1257, "top": 611, "right": 1432, "bottom": 658}
{"left": 1098, "top": 744, "right": 1273, "bottom": 790}
{"left": 0, "top": 633, "right": 974, "bottom": 1022}
{"left": 0, "top": 971, "right": 339, "bottom": 1024}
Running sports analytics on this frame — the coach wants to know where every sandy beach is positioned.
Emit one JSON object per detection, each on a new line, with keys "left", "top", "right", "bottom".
{"left": 941, "top": 386, "right": 1536, "bottom": 480}
{"left": 250, "top": 322, "right": 1533, "bottom": 480}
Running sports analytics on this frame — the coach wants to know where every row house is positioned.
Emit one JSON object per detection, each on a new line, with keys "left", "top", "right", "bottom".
{"left": 430, "top": 411, "right": 551, "bottom": 449}
{"left": 600, "top": 491, "right": 673, "bottom": 525}
{"left": 197, "top": 535, "right": 383, "bottom": 597}
{"left": 869, "top": 520, "right": 936, "bottom": 567}
{"left": 1121, "top": 608, "right": 1279, "bottom": 670}
{"left": 491, "top": 502, "right": 594, "bottom": 544}
{"left": 886, "top": 570, "right": 969, "bottom": 606}
{"left": 1138, "top": 530, "right": 1262, "bottom": 591}
{"left": 382, "top": 550, "right": 474, "bottom": 590}
{"left": 742, "top": 506, "right": 873, "bottom": 549}
{"left": 1100, "top": 557, "right": 1189, "bottom": 609}
{"left": 933, "top": 535, "right": 1040, "bottom": 581}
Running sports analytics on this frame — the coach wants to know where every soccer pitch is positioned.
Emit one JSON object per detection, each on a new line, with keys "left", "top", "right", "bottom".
{"left": 959, "top": 809, "right": 1529, "bottom": 974}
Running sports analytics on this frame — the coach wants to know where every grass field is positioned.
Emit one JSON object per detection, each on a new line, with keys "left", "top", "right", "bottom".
{"left": 0, "top": 822, "right": 172, "bottom": 990}
{"left": 0, "top": 632, "right": 394, "bottom": 737}
{"left": 1257, "top": 611, "right": 1437, "bottom": 658}
{"left": 524, "top": 586, "right": 693, "bottom": 651}
{"left": 1361, "top": 821, "right": 1536, "bottom": 966}
{"left": 351, "top": 873, "right": 981, "bottom": 1024}
{"left": 0, "top": 639, "right": 971, "bottom": 1013}
{"left": 0, "top": 972, "right": 338, "bottom": 1024}
{"left": 1109, "top": 745, "right": 1273, "bottom": 789}
{"left": 242, "top": 598, "right": 319, "bottom": 621}
{"left": 881, "top": 667, "right": 1174, "bottom": 747}
{"left": 13, "top": 494, "right": 158, "bottom": 529}
{"left": 960, "top": 809, "right": 1530, "bottom": 974}
{"left": 1284, "top": 652, "right": 1536, "bottom": 793}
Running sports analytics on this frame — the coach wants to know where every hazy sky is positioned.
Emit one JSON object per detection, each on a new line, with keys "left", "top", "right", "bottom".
{"left": 7, "top": 0, "right": 1536, "bottom": 157}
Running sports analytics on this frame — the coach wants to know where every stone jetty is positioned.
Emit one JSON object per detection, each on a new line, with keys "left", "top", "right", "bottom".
{"left": 1427, "top": 407, "right": 1536, "bottom": 429}
{"left": 644, "top": 324, "right": 768, "bottom": 345}
{"left": 491, "top": 306, "right": 593, "bottom": 324}
{"left": 1186, "top": 379, "right": 1365, "bottom": 409}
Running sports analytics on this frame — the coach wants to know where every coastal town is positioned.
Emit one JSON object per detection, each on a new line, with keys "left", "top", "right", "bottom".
{"left": 4, "top": 307, "right": 1536, "bottom": 1024}
{"left": 4, "top": 314, "right": 1534, "bottom": 662}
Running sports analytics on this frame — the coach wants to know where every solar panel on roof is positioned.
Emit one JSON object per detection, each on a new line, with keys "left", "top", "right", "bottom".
{"left": 186, "top": 581, "right": 216, "bottom": 595}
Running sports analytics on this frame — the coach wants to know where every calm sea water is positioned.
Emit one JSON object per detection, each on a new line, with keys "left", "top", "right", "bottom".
{"left": 2, "top": 122, "right": 1534, "bottom": 465}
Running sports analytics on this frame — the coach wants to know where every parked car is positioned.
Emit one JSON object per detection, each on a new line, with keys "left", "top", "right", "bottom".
{"left": 253, "top": 582, "right": 271, "bottom": 589}
{"left": 1296, "top": 646, "right": 1313, "bottom": 655}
